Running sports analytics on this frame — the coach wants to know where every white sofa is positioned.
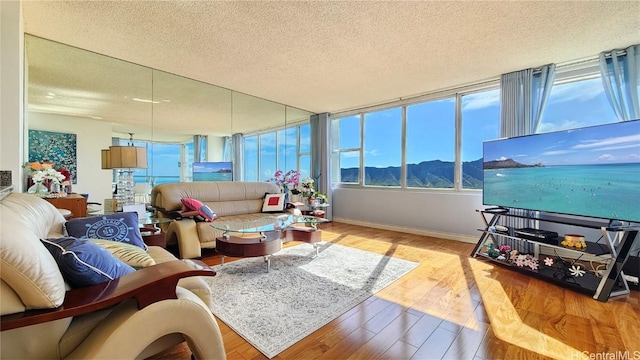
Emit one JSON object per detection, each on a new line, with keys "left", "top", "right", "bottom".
{"left": 0, "top": 192, "right": 226, "bottom": 359}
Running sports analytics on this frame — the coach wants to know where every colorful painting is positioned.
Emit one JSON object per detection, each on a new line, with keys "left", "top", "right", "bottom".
{"left": 28, "top": 130, "right": 77, "bottom": 184}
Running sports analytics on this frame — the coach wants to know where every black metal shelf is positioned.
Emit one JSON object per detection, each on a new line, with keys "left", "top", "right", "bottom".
{"left": 475, "top": 252, "right": 627, "bottom": 296}
{"left": 476, "top": 230, "right": 612, "bottom": 257}
{"left": 472, "top": 209, "right": 639, "bottom": 302}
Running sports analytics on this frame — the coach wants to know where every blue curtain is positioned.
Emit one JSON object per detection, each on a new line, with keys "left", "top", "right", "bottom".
{"left": 500, "top": 64, "right": 556, "bottom": 137}
{"left": 498, "top": 64, "right": 556, "bottom": 230}
{"left": 500, "top": 68, "right": 533, "bottom": 137}
{"left": 599, "top": 44, "right": 640, "bottom": 121}
{"left": 222, "top": 136, "right": 231, "bottom": 161}
{"left": 231, "top": 133, "right": 243, "bottom": 181}
{"left": 310, "top": 113, "right": 332, "bottom": 220}
{"left": 531, "top": 64, "right": 556, "bottom": 133}
{"left": 193, "top": 135, "right": 207, "bottom": 163}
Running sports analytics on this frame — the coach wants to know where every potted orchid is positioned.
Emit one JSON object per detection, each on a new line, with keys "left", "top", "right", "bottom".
{"left": 266, "top": 170, "right": 300, "bottom": 199}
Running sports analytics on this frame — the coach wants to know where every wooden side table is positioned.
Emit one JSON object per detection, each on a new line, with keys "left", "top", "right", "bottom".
{"left": 45, "top": 194, "right": 87, "bottom": 218}
{"left": 140, "top": 227, "right": 167, "bottom": 248}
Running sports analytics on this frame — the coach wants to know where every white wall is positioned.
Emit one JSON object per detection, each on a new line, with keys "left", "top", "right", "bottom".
{"left": 207, "top": 135, "right": 225, "bottom": 161}
{"left": 28, "top": 112, "right": 113, "bottom": 203}
{"left": 0, "top": 1, "right": 24, "bottom": 190}
{"left": 332, "top": 187, "right": 485, "bottom": 243}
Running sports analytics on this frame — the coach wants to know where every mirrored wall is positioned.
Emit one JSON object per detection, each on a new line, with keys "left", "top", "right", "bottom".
{"left": 24, "top": 34, "right": 314, "bottom": 202}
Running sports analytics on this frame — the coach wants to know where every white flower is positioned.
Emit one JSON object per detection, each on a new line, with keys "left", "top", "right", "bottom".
{"left": 31, "top": 169, "right": 65, "bottom": 184}
{"left": 544, "top": 257, "right": 554, "bottom": 266}
{"left": 569, "top": 265, "right": 585, "bottom": 277}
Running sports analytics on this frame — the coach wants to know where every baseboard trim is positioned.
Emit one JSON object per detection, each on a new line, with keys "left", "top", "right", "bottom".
{"left": 332, "top": 217, "right": 477, "bottom": 244}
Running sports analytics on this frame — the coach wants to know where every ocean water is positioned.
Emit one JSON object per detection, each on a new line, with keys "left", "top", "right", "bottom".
{"left": 484, "top": 163, "right": 640, "bottom": 222}
{"left": 193, "top": 172, "right": 233, "bottom": 182}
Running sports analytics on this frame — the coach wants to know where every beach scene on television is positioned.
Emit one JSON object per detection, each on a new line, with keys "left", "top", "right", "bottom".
{"left": 483, "top": 120, "right": 640, "bottom": 222}
{"left": 193, "top": 162, "right": 233, "bottom": 182}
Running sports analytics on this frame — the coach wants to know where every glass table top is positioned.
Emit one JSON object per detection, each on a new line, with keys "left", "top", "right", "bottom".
{"left": 100, "top": 211, "right": 174, "bottom": 226}
{"left": 210, "top": 214, "right": 328, "bottom": 233}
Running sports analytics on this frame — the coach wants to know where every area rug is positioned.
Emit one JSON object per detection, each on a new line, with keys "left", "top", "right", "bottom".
{"left": 205, "top": 242, "right": 419, "bottom": 359}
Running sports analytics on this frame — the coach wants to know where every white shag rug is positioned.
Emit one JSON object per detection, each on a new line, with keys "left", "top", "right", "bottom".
{"left": 206, "top": 242, "right": 418, "bottom": 359}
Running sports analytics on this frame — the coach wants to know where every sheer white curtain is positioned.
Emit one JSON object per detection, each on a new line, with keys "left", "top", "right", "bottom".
{"left": 310, "top": 113, "right": 332, "bottom": 220}
{"left": 599, "top": 44, "right": 640, "bottom": 121}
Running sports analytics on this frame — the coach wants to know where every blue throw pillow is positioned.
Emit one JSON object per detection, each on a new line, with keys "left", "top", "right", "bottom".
{"left": 41, "top": 237, "right": 136, "bottom": 288}
{"left": 65, "top": 212, "right": 147, "bottom": 250}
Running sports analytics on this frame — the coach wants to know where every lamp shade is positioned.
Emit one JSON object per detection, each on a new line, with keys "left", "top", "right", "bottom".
{"left": 109, "top": 146, "right": 147, "bottom": 169}
{"left": 101, "top": 149, "right": 111, "bottom": 169}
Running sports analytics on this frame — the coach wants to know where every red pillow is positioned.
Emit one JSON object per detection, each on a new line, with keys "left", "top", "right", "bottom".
{"left": 181, "top": 198, "right": 217, "bottom": 222}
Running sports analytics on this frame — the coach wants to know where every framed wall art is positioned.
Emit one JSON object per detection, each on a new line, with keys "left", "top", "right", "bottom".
{"left": 28, "top": 130, "right": 77, "bottom": 184}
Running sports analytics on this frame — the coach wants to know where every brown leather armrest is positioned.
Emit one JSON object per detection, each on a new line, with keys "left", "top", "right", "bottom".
{"left": 155, "top": 207, "right": 198, "bottom": 219}
{"left": 1, "top": 261, "right": 215, "bottom": 331}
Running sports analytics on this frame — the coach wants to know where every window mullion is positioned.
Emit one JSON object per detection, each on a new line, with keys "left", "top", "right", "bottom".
{"left": 454, "top": 93, "right": 462, "bottom": 190}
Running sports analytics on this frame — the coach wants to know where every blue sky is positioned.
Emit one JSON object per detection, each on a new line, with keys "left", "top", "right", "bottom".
{"left": 484, "top": 120, "right": 640, "bottom": 166}
{"left": 355, "top": 77, "right": 623, "bottom": 168}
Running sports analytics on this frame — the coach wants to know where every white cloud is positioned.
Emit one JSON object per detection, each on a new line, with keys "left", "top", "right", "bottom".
{"left": 542, "top": 150, "right": 575, "bottom": 156}
{"left": 537, "top": 119, "right": 585, "bottom": 133}
{"left": 548, "top": 80, "right": 604, "bottom": 105}
{"left": 462, "top": 90, "right": 500, "bottom": 111}
{"left": 597, "top": 143, "right": 640, "bottom": 151}
{"left": 573, "top": 134, "right": 640, "bottom": 150}
{"left": 597, "top": 154, "right": 615, "bottom": 161}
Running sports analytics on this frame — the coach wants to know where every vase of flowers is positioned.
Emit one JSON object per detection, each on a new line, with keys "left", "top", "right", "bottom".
{"left": 25, "top": 162, "right": 66, "bottom": 197}
{"left": 266, "top": 170, "right": 300, "bottom": 204}
{"left": 27, "top": 181, "right": 50, "bottom": 197}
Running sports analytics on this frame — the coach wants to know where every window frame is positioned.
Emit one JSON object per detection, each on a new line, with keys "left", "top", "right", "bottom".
{"left": 332, "top": 82, "right": 500, "bottom": 192}
{"left": 242, "top": 121, "right": 312, "bottom": 182}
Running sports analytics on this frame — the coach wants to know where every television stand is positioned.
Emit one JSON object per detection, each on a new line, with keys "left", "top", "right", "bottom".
{"left": 471, "top": 209, "right": 639, "bottom": 302}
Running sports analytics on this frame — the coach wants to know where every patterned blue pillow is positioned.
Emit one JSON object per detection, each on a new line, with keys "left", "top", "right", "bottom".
{"left": 41, "top": 237, "right": 136, "bottom": 288}
{"left": 65, "top": 212, "right": 147, "bottom": 250}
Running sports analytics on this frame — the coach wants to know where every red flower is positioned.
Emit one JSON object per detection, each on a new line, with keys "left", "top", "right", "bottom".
{"left": 57, "top": 167, "right": 71, "bottom": 182}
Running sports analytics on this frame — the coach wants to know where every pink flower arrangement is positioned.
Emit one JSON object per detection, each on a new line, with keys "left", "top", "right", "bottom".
{"left": 266, "top": 170, "right": 300, "bottom": 189}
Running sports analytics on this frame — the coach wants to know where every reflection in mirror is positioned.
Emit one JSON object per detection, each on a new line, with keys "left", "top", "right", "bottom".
{"left": 25, "top": 35, "right": 152, "bottom": 203}
{"left": 232, "top": 92, "right": 286, "bottom": 181}
{"left": 25, "top": 34, "right": 316, "bottom": 204}
{"left": 148, "top": 70, "right": 233, "bottom": 185}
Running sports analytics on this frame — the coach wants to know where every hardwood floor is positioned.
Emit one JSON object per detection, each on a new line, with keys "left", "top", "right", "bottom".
{"left": 150, "top": 222, "right": 640, "bottom": 360}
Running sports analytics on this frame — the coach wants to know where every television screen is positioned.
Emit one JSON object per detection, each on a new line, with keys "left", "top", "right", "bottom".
{"left": 193, "top": 162, "right": 233, "bottom": 182}
{"left": 483, "top": 119, "right": 640, "bottom": 223}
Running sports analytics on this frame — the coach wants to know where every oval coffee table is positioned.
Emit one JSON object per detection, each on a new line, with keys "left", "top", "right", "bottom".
{"left": 212, "top": 215, "right": 328, "bottom": 272}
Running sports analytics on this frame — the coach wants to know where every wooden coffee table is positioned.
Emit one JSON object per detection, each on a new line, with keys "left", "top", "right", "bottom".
{"left": 213, "top": 215, "right": 328, "bottom": 272}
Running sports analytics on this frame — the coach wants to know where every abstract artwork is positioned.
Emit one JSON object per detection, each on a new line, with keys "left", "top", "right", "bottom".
{"left": 28, "top": 130, "right": 77, "bottom": 184}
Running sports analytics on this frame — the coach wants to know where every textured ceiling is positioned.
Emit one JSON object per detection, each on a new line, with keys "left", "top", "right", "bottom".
{"left": 22, "top": 1, "right": 640, "bottom": 114}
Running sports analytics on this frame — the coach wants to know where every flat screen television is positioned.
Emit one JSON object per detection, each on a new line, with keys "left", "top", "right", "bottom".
{"left": 483, "top": 119, "right": 640, "bottom": 223}
{"left": 193, "top": 162, "right": 233, "bottom": 182}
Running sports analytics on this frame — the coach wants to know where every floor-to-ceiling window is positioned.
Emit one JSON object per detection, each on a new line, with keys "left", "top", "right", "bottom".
{"left": 330, "top": 115, "right": 361, "bottom": 184}
{"left": 243, "top": 123, "right": 311, "bottom": 182}
{"left": 406, "top": 97, "right": 456, "bottom": 188}
{"left": 460, "top": 89, "right": 500, "bottom": 189}
{"left": 537, "top": 74, "right": 617, "bottom": 133}
{"left": 331, "top": 59, "right": 624, "bottom": 193}
{"left": 363, "top": 107, "right": 402, "bottom": 186}
{"left": 117, "top": 139, "right": 187, "bottom": 186}
{"left": 332, "top": 85, "right": 499, "bottom": 191}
